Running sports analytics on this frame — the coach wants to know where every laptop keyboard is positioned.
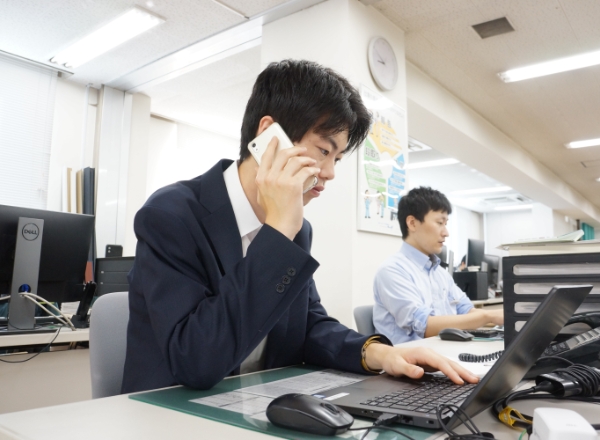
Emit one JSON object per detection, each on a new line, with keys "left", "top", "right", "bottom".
{"left": 360, "top": 376, "right": 477, "bottom": 414}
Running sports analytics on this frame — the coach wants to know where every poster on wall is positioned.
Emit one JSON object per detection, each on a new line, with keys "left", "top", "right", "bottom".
{"left": 357, "top": 85, "right": 408, "bottom": 236}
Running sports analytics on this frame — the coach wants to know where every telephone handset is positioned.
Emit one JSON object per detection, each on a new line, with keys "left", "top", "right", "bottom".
{"left": 524, "top": 312, "right": 600, "bottom": 379}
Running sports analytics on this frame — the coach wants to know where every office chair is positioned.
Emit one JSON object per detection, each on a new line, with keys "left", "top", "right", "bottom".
{"left": 89, "top": 291, "right": 129, "bottom": 399}
{"left": 353, "top": 305, "right": 375, "bottom": 335}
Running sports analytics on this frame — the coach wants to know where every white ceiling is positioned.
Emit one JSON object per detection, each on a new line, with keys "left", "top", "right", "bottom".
{"left": 1, "top": 0, "right": 599, "bottom": 223}
{"left": 371, "top": 0, "right": 600, "bottom": 215}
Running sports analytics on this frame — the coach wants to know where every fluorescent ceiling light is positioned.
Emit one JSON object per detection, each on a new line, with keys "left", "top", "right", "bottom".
{"left": 565, "top": 138, "right": 600, "bottom": 149}
{"left": 50, "top": 7, "right": 164, "bottom": 68}
{"left": 494, "top": 204, "right": 532, "bottom": 211}
{"left": 450, "top": 186, "right": 512, "bottom": 196}
{"left": 498, "top": 49, "right": 600, "bottom": 82}
{"left": 405, "top": 158, "right": 459, "bottom": 170}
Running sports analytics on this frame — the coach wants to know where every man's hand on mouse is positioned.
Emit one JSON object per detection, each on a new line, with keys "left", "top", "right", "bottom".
{"left": 364, "top": 343, "right": 479, "bottom": 385}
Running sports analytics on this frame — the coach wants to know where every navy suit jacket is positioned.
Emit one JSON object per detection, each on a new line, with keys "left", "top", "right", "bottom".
{"left": 121, "top": 160, "right": 374, "bottom": 393}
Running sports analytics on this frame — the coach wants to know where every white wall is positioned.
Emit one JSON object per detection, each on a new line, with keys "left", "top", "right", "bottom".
{"left": 446, "top": 206, "right": 483, "bottom": 265}
{"left": 405, "top": 63, "right": 600, "bottom": 226}
{"left": 262, "top": 0, "right": 407, "bottom": 327}
{"left": 47, "top": 79, "right": 97, "bottom": 212}
{"left": 484, "top": 210, "right": 533, "bottom": 258}
{"left": 146, "top": 116, "right": 239, "bottom": 198}
{"left": 553, "top": 211, "right": 577, "bottom": 237}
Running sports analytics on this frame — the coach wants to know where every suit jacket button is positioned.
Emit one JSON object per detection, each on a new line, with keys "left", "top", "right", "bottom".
{"left": 276, "top": 283, "right": 285, "bottom": 293}
{"left": 287, "top": 267, "right": 296, "bottom": 276}
{"left": 282, "top": 275, "right": 291, "bottom": 285}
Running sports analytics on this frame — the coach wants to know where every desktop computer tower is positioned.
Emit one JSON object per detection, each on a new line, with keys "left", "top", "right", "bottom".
{"left": 453, "top": 271, "right": 488, "bottom": 301}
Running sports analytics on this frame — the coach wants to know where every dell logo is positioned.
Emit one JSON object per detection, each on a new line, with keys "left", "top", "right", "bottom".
{"left": 22, "top": 223, "right": 39, "bottom": 241}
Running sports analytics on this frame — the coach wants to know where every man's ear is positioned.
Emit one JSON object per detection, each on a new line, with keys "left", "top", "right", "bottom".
{"left": 255, "top": 116, "right": 275, "bottom": 137}
{"left": 405, "top": 215, "right": 419, "bottom": 233}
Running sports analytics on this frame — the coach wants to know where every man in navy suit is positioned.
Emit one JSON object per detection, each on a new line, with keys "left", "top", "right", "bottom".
{"left": 122, "top": 60, "right": 478, "bottom": 393}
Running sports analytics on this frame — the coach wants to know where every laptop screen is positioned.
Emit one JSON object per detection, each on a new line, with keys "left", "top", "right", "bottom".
{"left": 447, "top": 284, "right": 592, "bottom": 428}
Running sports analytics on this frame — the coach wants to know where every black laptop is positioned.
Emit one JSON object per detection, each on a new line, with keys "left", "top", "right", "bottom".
{"left": 320, "top": 284, "right": 593, "bottom": 430}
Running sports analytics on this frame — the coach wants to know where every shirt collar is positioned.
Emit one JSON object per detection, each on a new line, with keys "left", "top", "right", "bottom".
{"left": 400, "top": 242, "right": 441, "bottom": 271}
{"left": 223, "top": 161, "right": 262, "bottom": 239}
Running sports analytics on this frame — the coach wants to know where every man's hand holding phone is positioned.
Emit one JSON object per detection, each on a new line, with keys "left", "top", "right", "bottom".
{"left": 254, "top": 136, "right": 320, "bottom": 240}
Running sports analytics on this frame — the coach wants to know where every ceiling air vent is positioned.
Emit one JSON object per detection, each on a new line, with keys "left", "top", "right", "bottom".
{"left": 472, "top": 17, "right": 514, "bottom": 39}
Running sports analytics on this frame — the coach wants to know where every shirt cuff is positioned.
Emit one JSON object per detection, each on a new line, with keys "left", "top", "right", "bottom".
{"left": 411, "top": 307, "right": 432, "bottom": 338}
{"left": 456, "top": 296, "right": 474, "bottom": 314}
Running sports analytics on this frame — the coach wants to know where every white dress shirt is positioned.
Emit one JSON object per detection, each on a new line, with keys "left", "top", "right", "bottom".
{"left": 223, "top": 161, "right": 267, "bottom": 374}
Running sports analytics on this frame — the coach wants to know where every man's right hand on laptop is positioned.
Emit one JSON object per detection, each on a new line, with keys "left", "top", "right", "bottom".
{"left": 364, "top": 343, "right": 480, "bottom": 385}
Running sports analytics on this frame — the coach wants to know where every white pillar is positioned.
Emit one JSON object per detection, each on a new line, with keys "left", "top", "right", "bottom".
{"left": 262, "top": 0, "right": 407, "bottom": 327}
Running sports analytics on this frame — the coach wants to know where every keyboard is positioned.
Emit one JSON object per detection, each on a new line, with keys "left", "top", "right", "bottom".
{"left": 360, "top": 377, "right": 477, "bottom": 414}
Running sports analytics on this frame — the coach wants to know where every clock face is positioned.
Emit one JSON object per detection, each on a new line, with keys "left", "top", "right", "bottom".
{"left": 368, "top": 37, "right": 398, "bottom": 91}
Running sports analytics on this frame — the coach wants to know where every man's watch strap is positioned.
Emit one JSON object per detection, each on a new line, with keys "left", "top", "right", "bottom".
{"left": 361, "top": 334, "right": 392, "bottom": 374}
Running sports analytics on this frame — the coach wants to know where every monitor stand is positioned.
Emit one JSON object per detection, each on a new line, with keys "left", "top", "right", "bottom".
{"left": 7, "top": 217, "right": 43, "bottom": 332}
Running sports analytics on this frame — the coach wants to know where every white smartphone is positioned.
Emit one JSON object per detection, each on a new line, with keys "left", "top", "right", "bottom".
{"left": 247, "top": 122, "right": 317, "bottom": 193}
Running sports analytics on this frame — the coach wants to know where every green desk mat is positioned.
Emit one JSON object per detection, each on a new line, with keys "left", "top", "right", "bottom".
{"left": 130, "top": 365, "right": 436, "bottom": 440}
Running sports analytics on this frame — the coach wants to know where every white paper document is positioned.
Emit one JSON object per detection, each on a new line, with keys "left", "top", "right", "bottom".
{"left": 190, "top": 369, "right": 366, "bottom": 420}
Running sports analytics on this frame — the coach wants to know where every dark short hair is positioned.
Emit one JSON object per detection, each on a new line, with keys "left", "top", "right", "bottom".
{"left": 239, "top": 59, "right": 371, "bottom": 160}
{"left": 397, "top": 187, "right": 452, "bottom": 238}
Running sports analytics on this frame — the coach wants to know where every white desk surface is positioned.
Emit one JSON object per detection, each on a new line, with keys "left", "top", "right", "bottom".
{"left": 0, "top": 337, "right": 598, "bottom": 440}
{"left": 0, "top": 327, "right": 89, "bottom": 348}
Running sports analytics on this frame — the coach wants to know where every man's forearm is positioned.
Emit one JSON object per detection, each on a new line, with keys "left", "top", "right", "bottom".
{"left": 424, "top": 310, "right": 492, "bottom": 338}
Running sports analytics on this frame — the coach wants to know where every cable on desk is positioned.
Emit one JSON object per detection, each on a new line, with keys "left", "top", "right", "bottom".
{"left": 0, "top": 325, "right": 63, "bottom": 363}
{"left": 347, "top": 413, "right": 416, "bottom": 440}
{"left": 20, "top": 292, "right": 75, "bottom": 330}
{"left": 435, "top": 404, "right": 495, "bottom": 439}
{"left": 458, "top": 351, "right": 503, "bottom": 363}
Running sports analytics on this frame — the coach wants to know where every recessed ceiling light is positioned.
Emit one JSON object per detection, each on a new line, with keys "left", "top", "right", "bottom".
{"left": 450, "top": 186, "right": 512, "bottom": 196}
{"left": 405, "top": 158, "right": 459, "bottom": 170}
{"left": 498, "top": 49, "right": 600, "bottom": 82}
{"left": 50, "top": 7, "right": 164, "bottom": 68}
{"left": 565, "top": 138, "right": 600, "bottom": 149}
{"left": 494, "top": 204, "right": 532, "bottom": 211}
{"left": 596, "top": 177, "right": 600, "bottom": 182}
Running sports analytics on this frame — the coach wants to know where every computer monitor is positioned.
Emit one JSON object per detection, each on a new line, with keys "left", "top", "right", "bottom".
{"left": 466, "top": 238, "right": 485, "bottom": 268}
{"left": 436, "top": 245, "right": 454, "bottom": 274}
{"left": 0, "top": 204, "right": 94, "bottom": 331}
{"left": 482, "top": 254, "right": 500, "bottom": 288}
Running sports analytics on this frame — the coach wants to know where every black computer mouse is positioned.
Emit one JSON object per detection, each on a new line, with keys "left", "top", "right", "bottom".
{"left": 439, "top": 328, "right": 474, "bottom": 341}
{"left": 266, "top": 393, "right": 354, "bottom": 436}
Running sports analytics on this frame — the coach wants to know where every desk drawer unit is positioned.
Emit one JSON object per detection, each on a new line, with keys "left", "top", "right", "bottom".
{"left": 502, "top": 252, "right": 600, "bottom": 346}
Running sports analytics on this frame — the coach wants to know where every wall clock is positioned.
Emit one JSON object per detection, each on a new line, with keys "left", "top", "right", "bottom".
{"left": 367, "top": 37, "right": 398, "bottom": 91}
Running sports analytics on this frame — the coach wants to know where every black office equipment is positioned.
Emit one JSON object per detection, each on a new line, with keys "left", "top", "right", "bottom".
{"left": 438, "top": 328, "right": 474, "bottom": 341}
{"left": 453, "top": 271, "right": 488, "bottom": 300}
{"left": 0, "top": 204, "right": 94, "bottom": 333}
{"left": 105, "top": 245, "right": 123, "bottom": 258}
{"left": 482, "top": 254, "right": 500, "bottom": 288}
{"left": 95, "top": 257, "right": 134, "bottom": 297}
{"left": 320, "top": 285, "right": 592, "bottom": 430}
{"left": 466, "top": 239, "right": 485, "bottom": 268}
{"left": 266, "top": 393, "right": 354, "bottom": 436}
{"left": 502, "top": 252, "right": 600, "bottom": 347}
{"left": 70, "top": 281, "right": 96, "bottom": 328}
{"left": 436, "top": 245, "right": 454, "bottom": 273}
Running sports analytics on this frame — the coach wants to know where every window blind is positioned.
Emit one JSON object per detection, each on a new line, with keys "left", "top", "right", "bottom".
{"left": 0, "top": 53, "right": 58, "bottom": 209}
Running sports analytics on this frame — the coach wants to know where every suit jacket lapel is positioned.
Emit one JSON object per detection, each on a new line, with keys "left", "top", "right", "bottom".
{"left": 198, "top": 160, "right": 243, "bottom": 276}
